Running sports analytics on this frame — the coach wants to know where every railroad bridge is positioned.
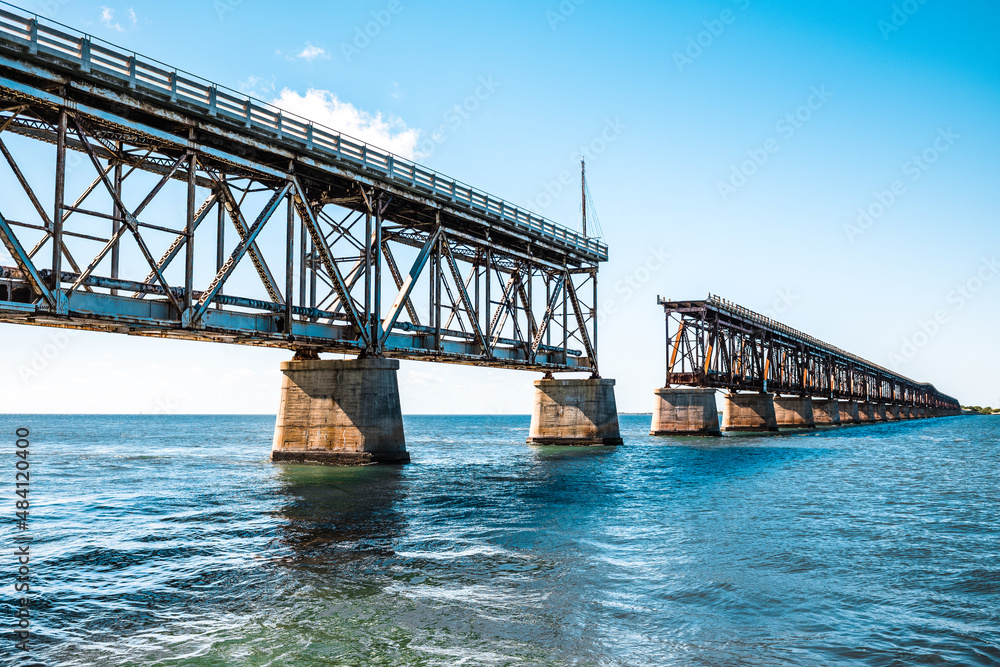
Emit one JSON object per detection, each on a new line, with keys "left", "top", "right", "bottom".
{"left": 651, "top": 296, "right": 961, "bottom": 435}
{"left": 0, "top": 5, "right": 622, "bottom": 462}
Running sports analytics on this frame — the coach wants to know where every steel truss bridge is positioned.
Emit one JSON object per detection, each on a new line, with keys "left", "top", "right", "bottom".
{"left": 660, "top": 295, "right": 959, "bottom": 412}
{"left": 0, "top": 5, "right": 608, "bottom": 372}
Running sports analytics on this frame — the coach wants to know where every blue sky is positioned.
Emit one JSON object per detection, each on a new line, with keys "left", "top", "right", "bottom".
{"left": 2, "top": 0, "right": 998, "bottom": 413}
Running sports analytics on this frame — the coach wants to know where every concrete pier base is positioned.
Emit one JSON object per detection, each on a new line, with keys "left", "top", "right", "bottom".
{"left": 858, "top": 402, "right": 875, "bottom": 422}
{"left": 915, "top": 407, "right": 926, "bottom": 419}
{"left": 899, "top": 406, "right": 912, "bottom": 420}
{"left": 873, "top": 403, "right": 887, "bottom": 422}
{"left": 812, "top": 399, "right": 842, "bottom": 426}
{"left": 886, "top": 404, "right": 900, "bottom": 421}
{"left": 271, "top": 358, "right": 409, "bottom": 465}
{"left": 773, "top": 396, "right": 816, "bottom": 429}
{"left": 527, "top": 377, "right": 623, "bottom": 446}
{"left": 650, "top": 387, "right": 721, "bottom": 436}
{"left": 839, "top": 401, "right": 861, "bottom": 424}
{"left": 722, "top": 393, "right": 779, "bottom": 432}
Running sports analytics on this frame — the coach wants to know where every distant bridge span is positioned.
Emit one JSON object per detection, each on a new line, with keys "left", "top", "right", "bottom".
{"left": 660, "top": 295, "right": 959, "bottom": 410}
{"left": 651, "top": 295, "right": 960, "bottom": 435}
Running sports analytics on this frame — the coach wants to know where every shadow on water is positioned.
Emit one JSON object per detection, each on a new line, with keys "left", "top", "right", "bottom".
{"left": 637, "top": 429, "right": 842, "bottom": 492}
{"left": 273, "top": 463, "right": 407, "bottom": 572}
{"left": 526, "top": 443, "right": 619, "bottom": 461}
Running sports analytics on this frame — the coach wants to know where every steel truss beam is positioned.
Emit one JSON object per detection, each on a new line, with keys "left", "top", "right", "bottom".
{"left": 659, "top": 296, "right": 959, "bottom": 411}
{"left": 0, "top": 77, "right": 602, "bottom": 371}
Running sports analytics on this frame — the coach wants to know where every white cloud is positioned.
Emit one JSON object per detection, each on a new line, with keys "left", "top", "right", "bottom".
{"left": 391, "top": 82, "right": 403, "bottom": 100}
{"left": 99, "top": 6, "right": 136, "bottom": 31}
{"left": 100, "top": 7, "right": 122, "bottom": 31}
{"left": 296, "top": 44, "right": 329, "bottom": 62}
{"left": 238, "top": 74, "right": 277, "bottom": 99}
{"left": 271, "top": 88, "right": 421, "bottom": 159}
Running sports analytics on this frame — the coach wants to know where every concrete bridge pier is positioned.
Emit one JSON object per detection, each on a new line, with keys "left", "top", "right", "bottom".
{"left": 650, "top": 387, "right": 721, "bottom": 436}
{"left": 873, "top": 403, "right": 888, "bottom": 422}
{"left": 271, "top": 357, "right": 409, "bottom": 465}
{"left": 527, "top": 376, "right": 623, "bottom": 446}
{"left": 886, "top": 405, "right": 901, "bottom": 421}
{"left": 773, "top": 396, "right": 816, "bottom": 429}
{"left": 839, "top": 401, "right": 861, "bottom": 424}
{"left": 858, "top": 402, "right": 875, "bottom": 422}
{"left": 812, "top": 399, "right": 842, "bottom": 426}
{"left": 722, "top": 392, "right": 779, "bottom": 432}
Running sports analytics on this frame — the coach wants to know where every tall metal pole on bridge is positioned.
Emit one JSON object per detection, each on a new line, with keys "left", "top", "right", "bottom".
{"left": 581, "top": 159, "right": 586, "bottom": 238}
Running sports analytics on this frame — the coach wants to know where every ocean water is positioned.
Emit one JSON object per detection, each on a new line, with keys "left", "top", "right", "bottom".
{"left": 2, "top": 414, "right": 999, "bottom": 666}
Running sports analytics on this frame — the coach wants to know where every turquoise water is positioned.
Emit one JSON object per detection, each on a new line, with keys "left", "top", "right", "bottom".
{"left": 2, "top": 414, "right": 998, "bottom": 666}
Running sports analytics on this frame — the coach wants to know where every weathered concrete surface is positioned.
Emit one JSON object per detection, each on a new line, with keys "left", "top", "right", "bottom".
{"left": 858, "top": 402, "right": 875, "bottom": 422}
{"left": 915, "top": 407, "right": 927, "bottom": 419}
{"left": 839, "top": 401, "right": 861, "bottom": 424}
{"left": 873, "top": 403, "right": 887, "bottom": 421}
{"left": 528, "top": 378, "right": 623, "bottom": 446}
{"left": 773, "top": 396, "right": 816, "bottom": 429}
{"left": 899, "top": 406, "right": 912, "bottom": 419}
{"left": 271, "top": 358, "right": 409, "bottom": 465}
{"left": 650, "top": 387, "right": 721, "bottom": 436}
{"left": 812, "top": 399, "right": 842, "bottom": 426}
{"left": 886, "top": 404, "right": 900, "bottom": 421}
{"left": 722, "top": 393, "right": 779, "bottom": 432}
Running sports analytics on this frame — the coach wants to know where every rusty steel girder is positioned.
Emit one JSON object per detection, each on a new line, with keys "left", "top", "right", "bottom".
{"left": 659, "top": 295, "right": 959, "bottom": 411}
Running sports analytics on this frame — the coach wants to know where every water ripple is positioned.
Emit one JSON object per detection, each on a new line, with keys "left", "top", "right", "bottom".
{"left": 0, "top": 414, "right": 997, "bottom": 665}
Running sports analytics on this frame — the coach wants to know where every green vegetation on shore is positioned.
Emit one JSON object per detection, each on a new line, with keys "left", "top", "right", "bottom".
{"left": 962, "top": 405, "right": 998, "bottom": 415}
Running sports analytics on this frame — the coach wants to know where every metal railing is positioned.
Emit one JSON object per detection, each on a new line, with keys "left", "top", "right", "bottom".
{"left": 0, "top": 2, "right": 608, "bottom": 262}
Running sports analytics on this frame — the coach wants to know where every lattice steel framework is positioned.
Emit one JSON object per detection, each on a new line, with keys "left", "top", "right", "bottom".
{"left": 0, "top": 6, "right": 606, "bottom": 372}
{"left": 660, "top": 296, "right": 960, "bottom": 411}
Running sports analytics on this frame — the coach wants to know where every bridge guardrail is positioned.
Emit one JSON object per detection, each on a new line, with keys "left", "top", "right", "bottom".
{"left": 0, "top": 2, "right": 609, "bottom": 262}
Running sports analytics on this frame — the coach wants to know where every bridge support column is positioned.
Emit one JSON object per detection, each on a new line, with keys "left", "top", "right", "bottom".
{"left": 915, "top": 407, "right": 926, "bottom": 419}
{"left": 812, "top": 399, "right": 841, "bottom": 426}
{"left": 271, "top": 358, "right": 409, "bottom": 465}
{"left": 773, "top": 396, "right": 816, "bottom": 429}
{"left": 721, "top": 392, "right": 778, "bottom": 432}
{"left": 527, "top": 377, "right": 622, "bottom": 446}
{"left": 839, "top": 401, "right": 861, "bottom": 424}
{"left": 650, "top": 387, "right": 721, "bottom": 436}
{"left": 858, "top": 402, "right": 874, "bottom": 422}
{"left": 873, "top": 403, "right": 887, "bottom": 422}
{"left": 886, "top": 405, "right": 900, "bottom": 421}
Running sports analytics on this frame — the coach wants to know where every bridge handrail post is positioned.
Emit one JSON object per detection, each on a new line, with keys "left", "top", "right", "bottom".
{"left": 79, "top": 35, "right": 90, "bottom": 72}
